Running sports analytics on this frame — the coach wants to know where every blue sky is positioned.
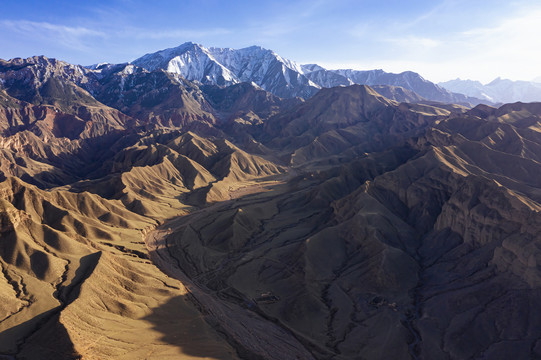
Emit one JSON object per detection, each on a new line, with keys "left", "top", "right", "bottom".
{"left": 1, "top": 0, "right": 540, "bottom": 83}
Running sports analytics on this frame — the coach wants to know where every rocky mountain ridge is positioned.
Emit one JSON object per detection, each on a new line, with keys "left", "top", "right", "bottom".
{"left": 0, "top": 48, "right": 540, "bottom": 359}
{"left": 132, "top": 42, "right": 486, "bottom": 104}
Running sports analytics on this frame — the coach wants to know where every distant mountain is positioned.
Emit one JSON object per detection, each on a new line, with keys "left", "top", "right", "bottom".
{"left": 439, "top": 77, "right": 541, "bottom": 103}
{"left": 132, "top": 42, "right": 486, "bottom": 105}
{"left": 304, "top": 67, "right": 482, "bottom": 105}
{"left": 133, "top": 42, "right": 320, "bottom": 99}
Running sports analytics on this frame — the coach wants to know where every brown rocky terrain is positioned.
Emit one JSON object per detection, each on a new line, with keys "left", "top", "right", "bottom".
{"left": 0, "top": 56, "right": 540, "bottom": 359}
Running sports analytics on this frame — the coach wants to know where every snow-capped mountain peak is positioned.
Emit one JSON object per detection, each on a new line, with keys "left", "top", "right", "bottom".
{"left": 133, "top": 43, "right": 320, "bottom": 98}
{"left": 132, "top": 42, "right": 238, "bottom": 86}
{"left": 131, "top": 42, "right": 486, "bottom": 104}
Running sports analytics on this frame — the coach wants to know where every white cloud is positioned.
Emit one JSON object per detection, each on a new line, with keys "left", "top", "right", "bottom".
{"left": 1, "top": 20, "right": 105, "bottom": 37}
{"left": 324, "top": 4, "right": 541, "bottom": 83}
{"left": 446, "top": 8, "right": 541, "bottom": 82}
{"left": 0, "top": 20, "right": 106, "bottom": 51}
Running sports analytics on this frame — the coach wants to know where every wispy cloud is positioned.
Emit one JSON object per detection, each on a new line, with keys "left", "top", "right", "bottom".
{"left": 338, "top": 2, "right": 541, "bottom": 82}
{"left": 1, "top": 19, "right": 229, "bottom": 42}
{"left": 385, "top": 36, "right": 441, "bottom": 49}
{"left": 241, "top": 0, "right": 333, "bottom": 43}
{"left": 125, "top": 27, "right": 232, "bottom": 40}
{"left": 0, "top": 20, "right": 106, "bottom": 51}
{"left": 448, "top": 7, "right": 541, "bottom": 81}
{"left": 399, "top": 0, "right": 457, "bottom": 30}
{"left": 460, "top": 7, "right": 541, "bottom": 45}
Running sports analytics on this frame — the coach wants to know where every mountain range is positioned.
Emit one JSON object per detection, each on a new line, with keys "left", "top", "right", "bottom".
{"left": 131, "top": 42, "right": 486, "bottom": 105}
{"left": 0, "top": 43, "right": 541, "bottom": 359}
{"left": 439, "top": 77, "right": 541, "bottom": 104}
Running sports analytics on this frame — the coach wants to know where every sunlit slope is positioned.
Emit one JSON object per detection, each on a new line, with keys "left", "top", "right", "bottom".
{"left": 0, "top": 172, "right": 242, "bottom": 359}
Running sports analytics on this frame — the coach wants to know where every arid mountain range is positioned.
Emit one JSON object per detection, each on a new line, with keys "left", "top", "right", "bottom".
{"left": 0, "top": 48, "right": 541, "bottom": 359}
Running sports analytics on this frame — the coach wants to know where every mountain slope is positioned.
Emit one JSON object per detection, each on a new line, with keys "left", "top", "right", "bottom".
{"left": 1, "top": 49, "right": 540, "bottom": 360}
{"left": 259, "top": 84, "right": 453, "bottom": 165}
{"left": 133, "top": 42, "right": 321, "bottom": 99}
{"left": 0, "top": 176, "right": 240, "bottom": 359}
{"left": 93, "top": 63, "right": 217, "bottom": 128}
{"left": 132, "top": 42, "right": 238, "bottom": 86}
